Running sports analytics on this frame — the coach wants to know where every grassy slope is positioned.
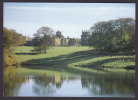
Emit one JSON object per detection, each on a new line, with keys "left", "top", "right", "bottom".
{"left": 13, "top": 46, "right": 135, "bottom": 76}
{"left": 15, "top": 46, "right": 90, "bottom": 62}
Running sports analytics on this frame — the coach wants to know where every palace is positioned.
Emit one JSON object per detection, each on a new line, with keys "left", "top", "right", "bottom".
{"left": 54, "top": 31, "right": 70, "bottom": 46}
{"left": 25, "top": 30, "right": 90, "bottom": 46}
{"left": 81, "top": 30, "right": 90, "bottom": 46}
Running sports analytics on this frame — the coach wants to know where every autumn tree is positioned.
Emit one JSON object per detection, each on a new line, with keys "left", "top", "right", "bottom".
{"left": 3, "top": 27, "right": 27, "bottom": 66}
{"left": 33, "top": 27, "right": 55, "bottom": 53}
{"left": 3, "top": 28, "right": 16, "bottom": 66}
{"left": 10, "top": 29, "right": 27, "bottom": 46}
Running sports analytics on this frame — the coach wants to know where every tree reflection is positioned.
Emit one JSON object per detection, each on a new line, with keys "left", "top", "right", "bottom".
{"left": 32, "top": 74, "right": 63, "bottom": 96}
{"left": 81, "top": 71, "right": 135, "bottom": 96}
{"left": 4, "top": 67, "right": 29, "bottom": 96}
{"left": 4, "top": 67, "right": 135, "bottom": 97}
{"left": 32, "top": 74, "right": 80, "bottom": 96}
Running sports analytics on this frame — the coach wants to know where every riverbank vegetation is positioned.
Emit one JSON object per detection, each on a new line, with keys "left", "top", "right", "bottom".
{"left": 3, "top": 27, "right": 27, "bottom": 66}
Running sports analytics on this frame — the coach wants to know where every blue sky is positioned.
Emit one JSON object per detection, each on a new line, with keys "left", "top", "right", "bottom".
{"left": 4, "top": 3, "right": 135, "bottom": 38}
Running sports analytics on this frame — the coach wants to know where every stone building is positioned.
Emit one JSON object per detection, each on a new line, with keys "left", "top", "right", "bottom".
{"left": 54, "top": 31, "right": 70, "bottom": 46}
{"left": 56, "top": 30, "right": 64, "bottom": 38}
{"left": 81, "top": 30, "right": 90, "bottom": 46}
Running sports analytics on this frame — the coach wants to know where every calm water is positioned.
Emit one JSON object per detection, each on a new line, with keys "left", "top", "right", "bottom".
{"left": 4, "top": 67, "right": 135, "bottom": 97}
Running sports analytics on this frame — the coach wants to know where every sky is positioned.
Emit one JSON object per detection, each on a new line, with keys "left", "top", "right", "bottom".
{"left": 4, "top": 3, "right": 135, "bottom": 38}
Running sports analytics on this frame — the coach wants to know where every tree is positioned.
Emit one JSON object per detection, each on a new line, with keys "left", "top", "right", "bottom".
{"left": 89, "top": 18, "right": 135, "bottom": 53}
{"left": 68, "top": 38, "right": 76, "bottom": 46}
{"left": 10, "top": 29, "right": 27, "bottom": 46}
{"left": 68, "top": 38, "right": 81, "bottom": 46}
{"left": 33, "top": 27, "right": 55, "bottom": 53}
{"left": 3, "top": 27, "right": 28, "bottom": 66}
{"left": 75, "top": 38, "right": 81, "bottom": 46}
{"left": 3, "top": 28, "right": 17, "bottom": 66}
{"left": 3, "top": 28, "right": 13, "bottom": 49}
{"left": 127, "top": 32, "right": 135, "bottom": 54}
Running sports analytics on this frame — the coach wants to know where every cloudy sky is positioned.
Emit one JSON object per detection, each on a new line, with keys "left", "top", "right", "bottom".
{"left": 4, "top": 3, "right": 135, "bottom": 38}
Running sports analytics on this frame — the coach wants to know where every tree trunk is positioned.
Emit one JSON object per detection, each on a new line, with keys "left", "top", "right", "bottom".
{"left": 44, "top": 49, "right": 47, "bottom": 53}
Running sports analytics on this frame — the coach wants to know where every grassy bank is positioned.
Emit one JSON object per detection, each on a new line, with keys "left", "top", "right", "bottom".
{"left": 13, "top": 46, "right": 135, "bottom": 75}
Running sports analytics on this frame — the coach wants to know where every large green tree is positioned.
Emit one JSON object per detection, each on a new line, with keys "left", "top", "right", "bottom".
{"left": 33, "top": 27, "right": 55, "bottom": 53}
{"left": 89, "top": 18, "right": 135, "bottom": 53}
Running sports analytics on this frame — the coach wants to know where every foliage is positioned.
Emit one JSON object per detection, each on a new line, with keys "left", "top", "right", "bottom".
{"left": 4, "top": 28, "right": 27, "bottom": 47}
{"left": 3, "top": 49, "right": 17, "bottom": 66}
{"left": 33, "top": 27, "right": 55, "bottom": 53}
{"left": 3, "top": 28, "right": 16, "bottom": 66}
{"left": 10, "top": 29, "right": 27, "bottom": 46}
{"left": 3, "top": 27, "right": 27, "bottom": 66}
{"left": 68, "top": 38, "right": 81, "bottom": 46}
{"left": 3, "top": 28, "right": 13, "bottom": 49}
{"left": 89, "top": 18, "right": 135, "bottom": 54}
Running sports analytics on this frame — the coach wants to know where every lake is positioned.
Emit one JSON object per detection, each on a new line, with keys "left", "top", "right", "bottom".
{"left": 3, "top": 67, "right": 135, "bottom": 97}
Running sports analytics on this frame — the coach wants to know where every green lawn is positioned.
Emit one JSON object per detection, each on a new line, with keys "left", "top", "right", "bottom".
{"left": 14, "top": 46, "right": 90, "bottom": 62}
{"left": 13, "top": 46, "right": 135, "bottom": 76}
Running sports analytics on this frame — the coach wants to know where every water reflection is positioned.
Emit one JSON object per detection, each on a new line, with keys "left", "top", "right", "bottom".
{"left": 32, "top": 75, "right": 57, "bottom": 96}
{"left": 81, "top": 72, "right": 135, "bottom": 97}
{"left": 4, "top": 67, "right": 135, "bottom": 97}
{"left": 3, "top": 67, "right": 29, "bottom": 96}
